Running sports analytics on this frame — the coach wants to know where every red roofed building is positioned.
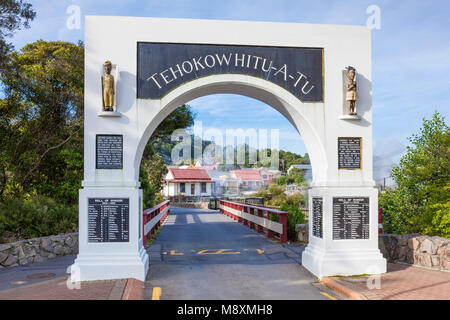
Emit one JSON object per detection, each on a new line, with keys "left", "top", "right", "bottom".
{"left": 163, "top": 168, "right": 214, "bottom": 197}
{"left": 230, "top": 169, "right": 265, "bottom": 192}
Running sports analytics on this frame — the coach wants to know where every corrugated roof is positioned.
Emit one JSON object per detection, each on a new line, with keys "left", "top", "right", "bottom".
{"left": 168, "top": 168, "right": 212, "bottom": 181}
{"left": 230, "top": 169, "right": 263, "bottom": 181}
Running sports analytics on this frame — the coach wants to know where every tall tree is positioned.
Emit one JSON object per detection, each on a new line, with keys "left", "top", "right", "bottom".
{"left": 139, "top": 104, "right": 195, "bottom": 207}
{"left": 0, "top": 40, "right": 84, "bottom": 202}
{"left": 380, "top": 112, "right": 450, "bottom": 237}
{"left": 0, "top": 0, "right": 35, "bottom": 71}
{"left": 151, "top": 104, "right": 195, "bottom": 140}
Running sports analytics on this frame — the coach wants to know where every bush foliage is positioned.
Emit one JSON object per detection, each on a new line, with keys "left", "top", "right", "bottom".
{"left": 379, "top": 112, "right": 450, "bottom": 237}
{"left": 0, "top": 196, "right": 77, "bottom": 243}
{"left": 252, "top": 187, "right": 306, "bottom": 241}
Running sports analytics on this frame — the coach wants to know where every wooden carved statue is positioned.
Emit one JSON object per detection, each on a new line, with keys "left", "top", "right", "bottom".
{"left": 344, "top": 66, "right": 358, "bottom": 115}
{"left": 102, "top": 61, "right": 115, "bottom": 111}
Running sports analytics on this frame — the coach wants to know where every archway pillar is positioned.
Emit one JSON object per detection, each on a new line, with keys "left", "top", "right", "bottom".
{"left": 71, "top": 187, "right": 148, "bottom": 282}
{"left": 303, "top": 186, "right": 386, "bottom": 279}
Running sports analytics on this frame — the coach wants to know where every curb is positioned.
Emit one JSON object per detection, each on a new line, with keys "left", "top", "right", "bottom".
{"left": 321, "top": 277, "right": 367, "bottom": 300}
{"left": 121, "top": 278, "right": 144, "bottom": 300}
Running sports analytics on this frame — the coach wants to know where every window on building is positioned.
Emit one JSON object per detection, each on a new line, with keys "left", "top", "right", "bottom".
{"left": 201, "top": 182, "right": 206, "bottom": 193}
{"left": 180, "top": 183, "right": 185, "bottom": 193}
{"left": 191, "top": 183, "right": 195, "bottom": 195}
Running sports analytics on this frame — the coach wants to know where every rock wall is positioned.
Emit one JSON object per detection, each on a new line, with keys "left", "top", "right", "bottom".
{"left": 294, "top": 224, "right": 450, "bottom": 272}
{"left": 0, "top": 233, "right": 78, "bottom": 268}
{"left": 379, "top": 234, "right": 450, "bottom": 271}
{"left": 295, "top": 224, "right": 309, "bottom": 246}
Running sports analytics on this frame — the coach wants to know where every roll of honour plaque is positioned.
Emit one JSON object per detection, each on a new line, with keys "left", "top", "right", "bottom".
{"left": 333, "top": 197, "right": 369, "bottom": 240}
{"left": 312, "top": 197, "right": 323, "bottom": 239}
{"left": 88, "top": 198, "right": 129, "bottom": 243}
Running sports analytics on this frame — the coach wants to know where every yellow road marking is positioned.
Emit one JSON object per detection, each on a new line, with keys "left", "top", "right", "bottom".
{"left": 170, "top": 250, "right": 183, "bottom": 255}
{"left": 197, "top": 249, "right": 240, "bottom": 255}
{"left": 320, "top": 291, "right": 338, "bottom": 300}
{"left": 256, "top": 249, "right": 264, "bottom": 254}
{"left": 216, "top": 249, "right": 240, "bottom": 254}
{"left": 152, "top": 287, "right": 162, "bottom": 300}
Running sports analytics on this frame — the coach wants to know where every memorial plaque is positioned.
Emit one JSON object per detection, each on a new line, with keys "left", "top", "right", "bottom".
{"left": 338, "top": 137, "right": 362, "bottom": 170}
{"left": 88, "top": 198, "right": 129, "bottom": 243}
{"left": 333, "top": 197, "right": 369, "bottom": 240}
{"left": 137, "top": 43, "right": 324, "bottom": 102}
{"left": 312, "top": 197, "right": 323, "bottom": 238}
{"left": 139, "top": 196, "right": 142, "bottom": 238}
{"left": 96, "top": 135, "right": 123, "bottom": 169}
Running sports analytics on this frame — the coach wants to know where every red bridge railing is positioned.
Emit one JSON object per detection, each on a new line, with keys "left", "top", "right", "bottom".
{"left": 143, "top": 200, "right": 170, "bottom": 246}
{"left": 378, "top": 208, "right": 383, "bottom": 234}
{"left": 219, "top": 200, "right": 288, "bottom": 243}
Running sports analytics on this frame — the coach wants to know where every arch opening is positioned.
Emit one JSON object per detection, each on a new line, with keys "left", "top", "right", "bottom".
{"left": 134, "top": 75, "right": 327, "bottom": 185}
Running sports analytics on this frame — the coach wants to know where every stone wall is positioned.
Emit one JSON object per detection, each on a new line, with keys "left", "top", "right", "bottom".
{"left": 294, "top": 224, "right": 450, "bottom": 272}
{"left": 295, "top": 224, "right": 309, "bottom": 246}
{"left": 379, "top": 234, "right": 450, "bottom": 271}
{"left": 0, "top": 233, "right": 78, "bottom": 268}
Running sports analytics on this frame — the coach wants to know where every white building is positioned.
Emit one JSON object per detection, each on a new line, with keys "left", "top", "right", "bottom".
{"left": 163, "top": 168, "right": 214, "bottom": 197}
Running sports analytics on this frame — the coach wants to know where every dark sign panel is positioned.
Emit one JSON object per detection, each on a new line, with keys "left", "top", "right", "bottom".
{"left": 333, "top": 197, "right": 369, "bottom": 240}
{"left": 88, "top": 198, "right": 129, "bottom": 243}
{"left": 312, "top": 197, "right": 323, "bottom": 239}
{"left": 96, "top": 135, "right": 123, "bottom": 169}
{"left": 338, "top": 137, "right": 362, "bottom": 170}
{"left": 137, "top": 43, "right": 323, "bottom": 102}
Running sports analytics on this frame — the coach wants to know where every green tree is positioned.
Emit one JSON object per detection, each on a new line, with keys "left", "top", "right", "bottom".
{"left": 278, "top": 150, "right": 309, "bottom": 173}
{"left": 0, "top": 0, "right": 35, "bottom": 70}
{"left": 288, "top": 167, "right": 305, "bottom": 185}
{"left": 380, "top": 112, "right": 450, "bottom": 237}
{"left": 258, "top": 189, "right": 305, "bottom": 241}
{"left": 151, "top": 104, "right": 195, "bottom": 140}
{"left": 0, "top": 40, "right": 84, "bottom": 203}
{"left": 275, "top": 176, "right": 289, "bottom": 186}
{"left": 280, "top": 199, "right": 306, "bottom": 241}
{"left": 139, "top": 104, "right": 195, "bottom": 208}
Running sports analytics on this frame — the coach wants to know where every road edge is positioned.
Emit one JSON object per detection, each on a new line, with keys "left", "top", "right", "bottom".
{"left": 321, "top": 277, "right": 367, "bottom": 300}
{"left": 121, "top": 278, "right": 144, "bottom": 300}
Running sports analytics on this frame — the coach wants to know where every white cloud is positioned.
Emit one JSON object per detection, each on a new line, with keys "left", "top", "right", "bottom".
{"left": 373, "top": 137, "right": 405, "bottom": 184}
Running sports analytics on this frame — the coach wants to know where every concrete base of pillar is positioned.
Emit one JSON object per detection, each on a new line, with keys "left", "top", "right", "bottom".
{"left": 70, "top": 246, "right": 149, "bottom": 282}
{"left": 302, "top": 244, "right": 386, "bottom": 279}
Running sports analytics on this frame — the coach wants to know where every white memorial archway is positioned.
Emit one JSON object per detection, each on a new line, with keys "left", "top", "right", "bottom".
{"left": 71, "top": 16, "right": 386, "bottom": 281}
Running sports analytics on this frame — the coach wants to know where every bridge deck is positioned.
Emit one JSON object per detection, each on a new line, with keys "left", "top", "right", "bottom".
{"left": 144, "top": 207, "right": 329, "bottom": 300}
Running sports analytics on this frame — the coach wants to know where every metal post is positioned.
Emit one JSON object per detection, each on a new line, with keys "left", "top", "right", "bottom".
{"left": 279, "top": 212, "right": 288, "bottom": 243}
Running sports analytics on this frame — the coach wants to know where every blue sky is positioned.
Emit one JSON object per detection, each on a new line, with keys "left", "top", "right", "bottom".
{"left": 9, "top": 0, "right": 450, "bottom": 184}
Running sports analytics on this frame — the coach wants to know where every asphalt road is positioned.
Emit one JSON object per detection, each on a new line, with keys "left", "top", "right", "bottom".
{"left": 0, "top": 254, "right": 75, "bottom": 292}
{"left": 144, "top": 207, "right": 331, "bottom": 300}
